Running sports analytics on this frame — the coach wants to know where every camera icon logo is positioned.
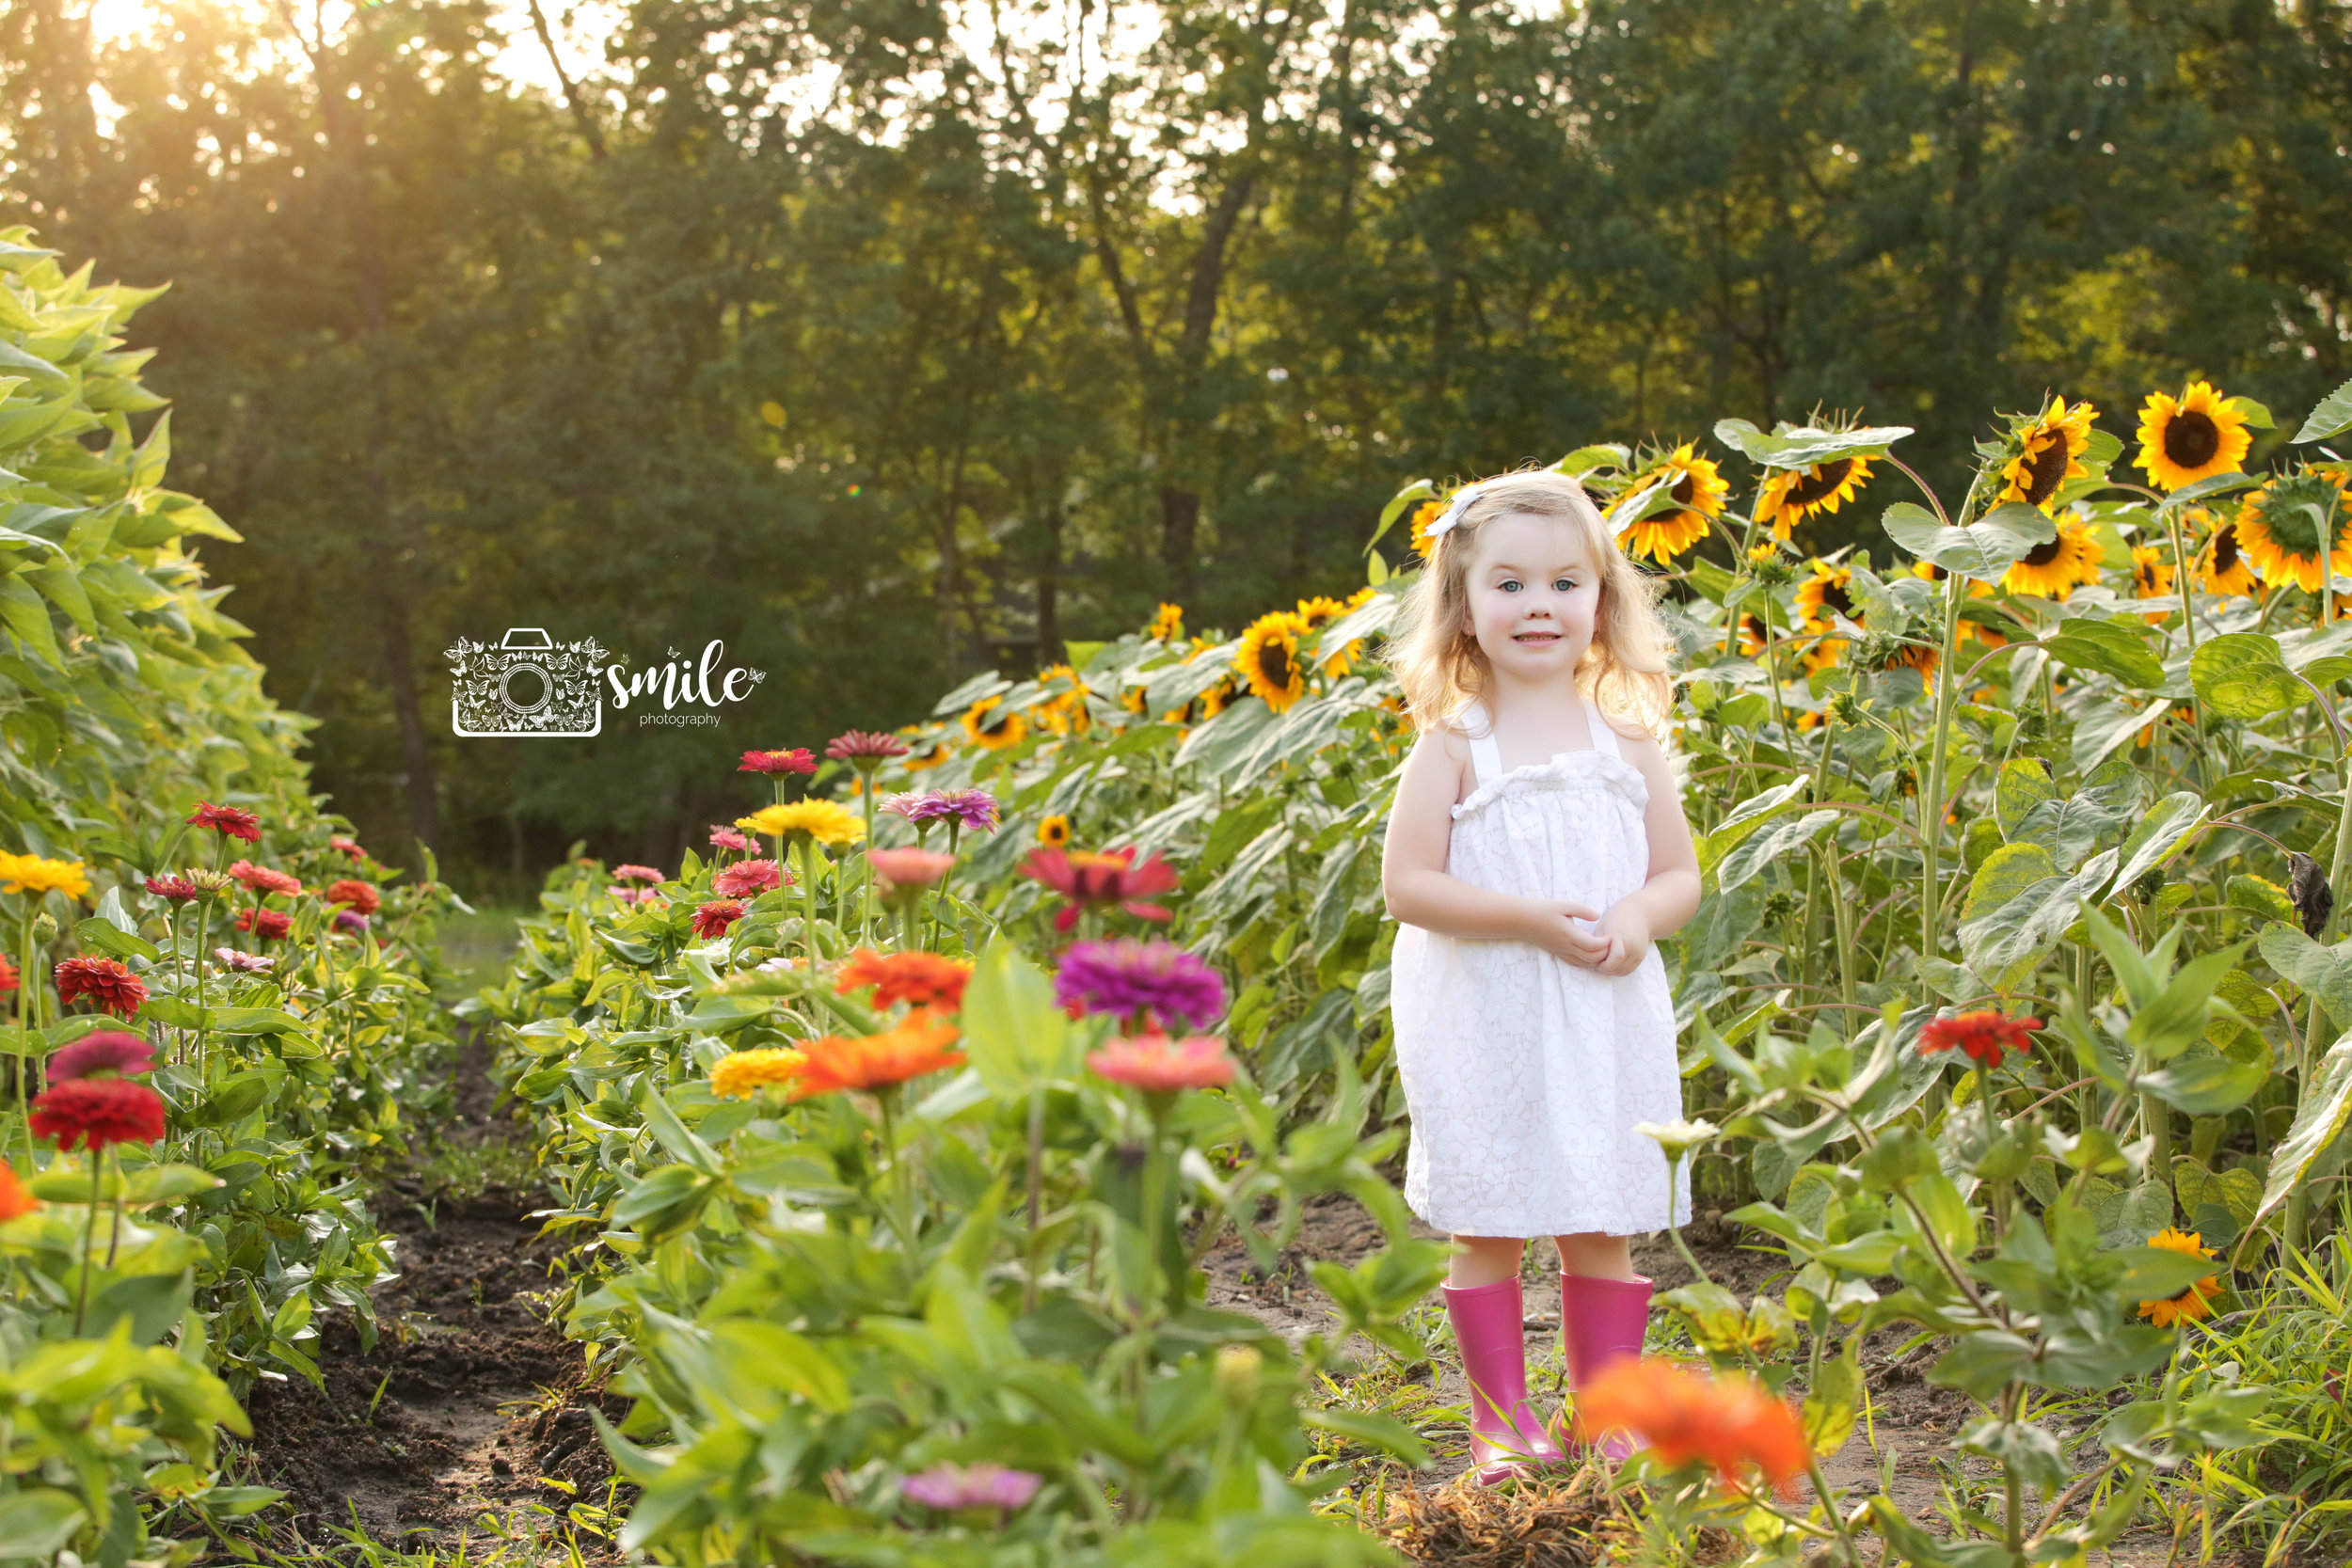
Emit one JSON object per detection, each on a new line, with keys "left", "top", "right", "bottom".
{"left": 447, "top": 628, "right": 610, "bottom": 737}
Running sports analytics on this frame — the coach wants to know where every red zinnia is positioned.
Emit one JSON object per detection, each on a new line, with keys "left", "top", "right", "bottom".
{"left": 691, "top": 899, "right": 745, "bottom": 939}
{"left": 1918, "top": 1010, "right": 2042, "bottom": 1071}
{"left": 325, "top": 879, "right": 381, "bottom": 915}
{"left": 826, "top": 730, "right": 910, "bottom": 763}
{"left": 0, "top": 1164, "right": 32, "bottom": 1222}
{"left": 835, "top": 949, "right": 973, "bottom": 1012}
{"left": 329, "top": 835, "right": 367, "bottom": 860}
{"left": 1018, "top": 847, "right": 1181, "bottom": 933}
{"left": 227, "top": 860, "right": 302, "bottom": 898}
{"left": 234, "top": 908, "right": 293, "bottom": 942}
{"left": 714, "top": 859, "right": 787, "bottom": 897}
{"left": 30, "top": 1077, "right": 167, "bottom": 1151}
{"left": 612, "top": 864, "right": 665, "bottom": 885}
{"left": 55, "top": 956, "right": 147, "bottom": 1018}
{"left": 145, "top": 875, "right": 200, "bottom": 903}
{"left": 0, "top": 954, "right": 16, "bottom": 993}
{"left": 50, "top": 1031, "right": 154, "bottom": 1081}
{"left": 187, "top": 801, "right": 262, "bottom": 843}
{"left": 740, "top": 748, "right": 818, "bottom": 776}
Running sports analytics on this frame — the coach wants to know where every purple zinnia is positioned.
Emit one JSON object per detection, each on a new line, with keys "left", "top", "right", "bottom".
{"left": 49, "top": 1031, "right": 154, "bottom": 1082}
{"left": 901, "top": 1462, "right": 1042, "bottom": 1513}
{"left": 214, "top": 947, "right": 277, "bottom": 974}
{"left": 887, "top": 788, "right": 1001, "bottom": 832}
{"left": 336, "top": 910, "right": 371, "bottom": 933}
{"left": 1054, "top": 939, "right": 1227, "bottom": 1031}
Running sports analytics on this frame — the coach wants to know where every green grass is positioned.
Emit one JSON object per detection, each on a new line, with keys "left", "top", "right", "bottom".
{"left": 432, "top": 905, "right": 526, "bottom": 1002}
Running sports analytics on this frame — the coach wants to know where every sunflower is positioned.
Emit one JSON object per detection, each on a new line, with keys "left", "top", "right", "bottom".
{"left": 1756, "top": 456, "right": 1872, "bottom": 539}
{"left": 961, "top": 695, "right": 1028, "bottom": 751}
{"left": 2137, "top": 1227, "right": 2223, "bottom": 1329}
{"left": 1724, "top": 613, "right": 1769, "bottom": 657}
{"left": 1149, "top": 602, "right": 1184, "bottom": 641}
{"left": 2233, "top": 467, "right": 2352, "bottom": 594}
{"left": 1995, "top": 397, "right": 2099, "bottom": 512}
{"left": 1234, "top": 610, "right": 1310, "bottom": 712}
{"left": 1038, "top": 814, "right": 1073, "bottom": 848}
{"left": 898, "top": 724, "right": 952, "bottom": 771}
{"left": 1035, "top": 664, "right": 1092, "bottom": 736}
{"left": 1199, "top": 675, "right": 1237, "bottom": 718}
{"left": 1618, "top": 444, "right": 1727, "bottom": 563}
{"left": 2191, "top": 508, "right": 2261, "bottom": 597}
{"left": 1409, "top": 499, "right": 1449, "bottom": 559}
{"left": 2136, "top": 381, "right": 2253, "bottom": 493}
{"left": 1794, "top": 561, "right": 1859, "bottom": 633}
{"left": 1295, "top": 594, "right": 1362, "bottom": 674}
{"left": 2001, "top": 515, "right": 2104, "bottom": 600}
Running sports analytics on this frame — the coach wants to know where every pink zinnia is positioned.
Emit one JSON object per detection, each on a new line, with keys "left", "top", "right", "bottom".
{"left": 227, "top": 860, "right": 302, "bottom": 898}
{"left": 1088, "top": 1031, "right": 1235, "bottom": 1093}
{"left": 866, "top": 848, "right": 956, "bottom": 889}
{"left": 187, "top": 801, "right": 262, "bottom": 843}
{"left": 714, "top": 859, "right": 787, "bottom": 897}
{"left": 612, "top": 886, "right": 665, "bottom": 908}
{"left": 901, "top": 1462, "right": 1042, "bottom": 1513}
{"left": 739, "top": 748, "right": 818, "bottom": 776}
{"left": 328, "top": 835, "right": 367, "bottom": 860}
{"left": 612, "top": 864, "right": 665, "bottom": 885}
{"left": 827, "top": 730, "right": 910, "bottom": 763}
{"left": 1019, "top": 847, "right": 1181, "bottom": 932}
{"left": 708, "top": 826, "right": 754, "bottom": 854}
{"left": 215, "top": 947, "right": 276, "bottom": 974}
{"left": 691, "top": 899, "right": 745, "bottom": 939}
{"left": 144, "top": 875, "right": 199, "bottom": 903}
{"left": 49, "top": 1031, "right": 154, "bottom": 1081}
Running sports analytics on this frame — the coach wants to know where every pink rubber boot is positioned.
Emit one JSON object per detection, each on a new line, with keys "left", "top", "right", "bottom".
{"left": 1560, "top": 1272, "right": 1653, "bottom": 1462}
{"left": 1441, "top": 1276, "right": 1564, "bottom": 1485}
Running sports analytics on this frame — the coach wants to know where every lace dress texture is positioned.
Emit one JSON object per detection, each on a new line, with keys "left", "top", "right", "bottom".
{"left": 1391, "top": 698, "right": 1691, "bottom": 1238}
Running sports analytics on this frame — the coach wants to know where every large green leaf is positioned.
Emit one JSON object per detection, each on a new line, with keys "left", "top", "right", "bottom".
{"left": 1715, "top": 809, "right": 1839, "bottom": 892}
{"left": 2139, "top": 1054, "right": 2268, "bottom": 1116}
{"left": 1714, "top": 418, "right": 1913, "bottom": 467}
{"left": 2110, "top": 792, "right": 2209, "bottom": 894}
{"left": 1882, "top": 500, "right": 2056, "bottom": 582}
{"left": 2255, "top": 1034, "right": 2352, "bottom": 1230}
{"left": 2044, "top": 615, "right": 2167, "bottom": 689}
{"left": 2295, "top": 374, "right": 2352, "bottom": 443}
{"left": 1959, "top": 846, "right": 2118, "bottom": 990}
{"left": 2189, "top": 632, "right": 2304, "bottom": 721}
{"left": 960, "top": 937, "right": 1081, "bottom": 1098}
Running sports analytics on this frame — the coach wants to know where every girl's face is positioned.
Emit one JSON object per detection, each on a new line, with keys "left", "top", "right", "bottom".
{"left": 1461, "top": 511, "right": 1602, "bottom": 684}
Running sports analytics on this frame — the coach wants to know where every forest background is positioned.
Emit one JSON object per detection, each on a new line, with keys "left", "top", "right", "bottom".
{"left": 2, "top": 0, "right": 2346, "bottom": 900}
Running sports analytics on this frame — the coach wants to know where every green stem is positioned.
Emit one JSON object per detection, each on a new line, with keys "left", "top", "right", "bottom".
{"left": 104, "top": 1144, "right": 122, "bottom": 1268}
{"left": 1919, "top": 564, "right": 1967, "bottom": 963}
{"left": 1664, "top": 1152, "right": 1710, "bottom": 1287}
{"left": 799, "top": 837, "right": 821, "bottom": 965}
{"left": 74, "top": 1142, "right": 99, "bottom": 1335}
{"left": 858, "top": 769, "right": 880, "bottom": 946}
{"left": 2286, "top": 723, "right": 2352, "bottom": 1251}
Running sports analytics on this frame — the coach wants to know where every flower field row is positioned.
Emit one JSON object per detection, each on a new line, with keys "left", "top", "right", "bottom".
{"left": 0, "top": 235, "right": 470, "bottom": 1563}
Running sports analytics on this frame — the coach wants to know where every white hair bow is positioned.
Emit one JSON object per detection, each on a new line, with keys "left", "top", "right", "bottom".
{"left": 1420, "top": 480, "right": 1490, "bottom": 546}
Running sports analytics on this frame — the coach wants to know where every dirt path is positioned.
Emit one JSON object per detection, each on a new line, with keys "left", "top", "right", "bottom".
{"left": 235, "top": 1036, "right": 628, "bottom": 1557}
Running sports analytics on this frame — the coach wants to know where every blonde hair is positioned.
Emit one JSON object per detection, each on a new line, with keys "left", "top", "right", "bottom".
{"left": 1388, "top": 467, "right": 1675, "bottom": 734}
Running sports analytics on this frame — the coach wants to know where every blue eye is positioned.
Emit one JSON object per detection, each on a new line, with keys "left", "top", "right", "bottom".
{"left": 1500, "top": 578, "right": 1523, "bottom": 593}
{"left": 1554, "top": 578, "right": 1576, "bottom": 592}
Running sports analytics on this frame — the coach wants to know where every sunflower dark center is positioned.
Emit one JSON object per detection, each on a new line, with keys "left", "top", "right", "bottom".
{"left": 1788, "top": 459, "right": 1855, "bottom": 508}
{"left": 1820, "top": 581, "right": 1854, "bottom": 618}
{"left": 2021, "top": 537, "right": 2066, "bottom": 568}
{"left": 1671, "top": 472, "right": 1696, "bottom": 505}
{"left": 1256, "top": 641, "right": 1295, "bottom": 689}
{"left": 979, "top": 706, "right": 1013, "bottom": 736}
{"left": 2164, "top": 411, "right": 2220, "bottom": 468}
{"left": 2021, "top": 435, "right": 2070, "bottom": 505}
{"left": 2213, "top": 526, "right": 2241, "bottom": 573}
{"left": 2137, "top": 560, "right": 2162, "bottom": 593}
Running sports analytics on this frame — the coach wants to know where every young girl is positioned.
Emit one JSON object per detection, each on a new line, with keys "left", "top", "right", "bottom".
{"left": 1380, "top": 467, "right": 1701, "bottom": 1484}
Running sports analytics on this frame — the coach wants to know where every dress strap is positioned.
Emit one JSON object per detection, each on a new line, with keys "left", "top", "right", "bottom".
{"left": 1459, "top": 701, "right": 1502, "bottom": 788}
{"left": 1582, "top": 697, "right": 1624, "bottom": 763}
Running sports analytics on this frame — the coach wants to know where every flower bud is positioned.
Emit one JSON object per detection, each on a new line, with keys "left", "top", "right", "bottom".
{"left": 1215, "top": 1343, "right": 1262, "bottom": 1410}
{"left": 29, "top": 912, "right": 56, "bottom": 945}
{"left": 183, "top": 868, "right": 235, "bottom": 901}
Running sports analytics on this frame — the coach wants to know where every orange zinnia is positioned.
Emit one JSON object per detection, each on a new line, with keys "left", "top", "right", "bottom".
{"left": 792, "top": 1011, "right": 965, "bottom": 1098}
{"left": 834, "top": 949, "right": 974, "bottom": 1012}
{"left": 1575, "top": 1357, "right": 1808, "bottom": 1490}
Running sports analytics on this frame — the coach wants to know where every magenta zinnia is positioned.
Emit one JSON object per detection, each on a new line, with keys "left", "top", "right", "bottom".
{"left": 1020, "top": 847, "right": 1181, "bottom": 932}
{"left": 1055, "top": 939, "right": 1227, "bottom": 1031}
{"left": 144, "top": 875, "right": 199, "bottom": 904}
{"left": 49, "top": 1031, "right": 154, "bottom": 1082}
{"left": 739, "top": 748, "right": 818, "bottom": 776}
{"left": 826, "top": 730, "right": 909, "bottom": 763}
{"left": 55, "top": 957, "right": 148, "bottom": 1018}
{"left": 1918, "top": 1010, "right": 2042, "bottom": 1071}
{"left": 885, "top": 788, "right": 1001, "bottom": 832}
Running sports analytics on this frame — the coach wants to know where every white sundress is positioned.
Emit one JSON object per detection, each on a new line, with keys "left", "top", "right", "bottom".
{"left": 1391, "top": 696, "right": 1691, "bottom": 1239}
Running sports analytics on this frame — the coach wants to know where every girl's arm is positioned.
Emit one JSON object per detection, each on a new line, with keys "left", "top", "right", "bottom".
{"left": 1591, "top": 721, "right": 1703, "bottom": 977}
{"left": 1382, "top": 727, "right": 1612, "bottom": 964}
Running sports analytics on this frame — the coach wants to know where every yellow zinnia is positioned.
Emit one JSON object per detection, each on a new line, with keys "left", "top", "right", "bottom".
{"left": 711, "top": 1047, "right": 809, "bottom": 1100}
{"left": 1235, "top": 610, "right": 1310, "bottom": 712}
{"left": 960, "top": 695, "right": 1027, "bottom": 752}
{"left": 0, "top": 852, "right": 91, "bottom": 899}
{"left": 2000, "top": 515, "right": 2104, "bottom": 600}
{"left": 1996, "top": 397, "right": 2098, "bottom": 513}
{"left": 2233, "top": 467, "right": 2352, "bottom": 594}
{"left": 1756, "top": 456, "right": 1872, "bottom": 539}
{"left": 739, "top": 800, "right": 866, "bottom": 847}
{"left": 2136, "top": 381, "right": 2252, "bottom": 493}
{"left": 1618, "top": 443, "right": 1727, "bottom": 563}
{"left": 2137, "top": 1227, "right": 2223, "bottom": 1329}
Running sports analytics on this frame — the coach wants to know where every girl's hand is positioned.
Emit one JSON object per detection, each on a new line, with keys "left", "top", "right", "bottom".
{"left": 1592, "top": 904, "right": 1652, "bottom": 976}
{"left": 1522, "top": 899, "right": 1613, "bottom": 967}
